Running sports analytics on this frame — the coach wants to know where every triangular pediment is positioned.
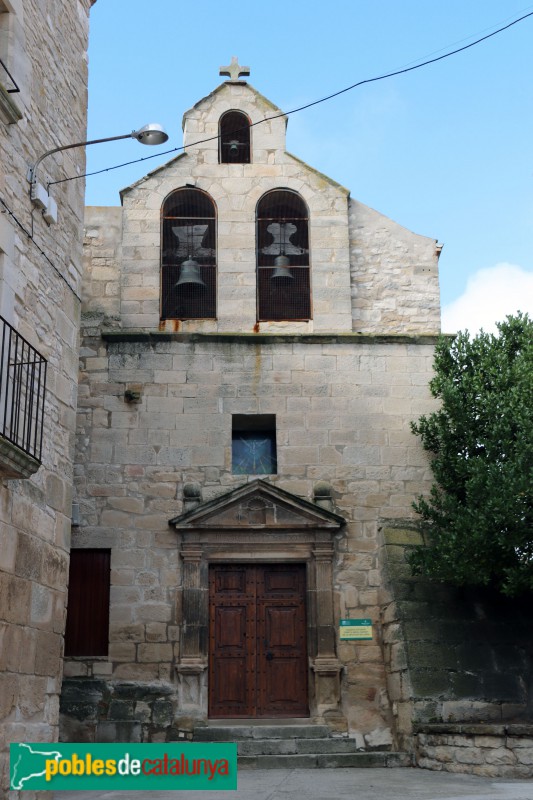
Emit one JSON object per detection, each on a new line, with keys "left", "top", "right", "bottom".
{"left": 169, "top": 479, "right": 345, "bottom": 531}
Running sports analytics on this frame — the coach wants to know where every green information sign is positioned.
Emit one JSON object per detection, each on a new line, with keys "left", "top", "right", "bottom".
{"left": 339, "top": 618, "right": 373, "bottom": 640}
{"left": 10, "top": 743, "right": 237, "bottom": 791}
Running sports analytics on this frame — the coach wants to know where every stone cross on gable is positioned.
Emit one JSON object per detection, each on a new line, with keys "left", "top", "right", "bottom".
{"left": 219, "top": 56, "right": 250, "bottom": 82}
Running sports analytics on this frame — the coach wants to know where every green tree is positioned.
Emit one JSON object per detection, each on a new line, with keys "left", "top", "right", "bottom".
{"left": 409, "top": 312, "right": 533, "bottom": 596}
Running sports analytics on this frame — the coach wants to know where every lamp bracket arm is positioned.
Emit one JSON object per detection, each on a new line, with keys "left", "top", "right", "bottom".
{"left": 28, "top": 132, "right": 132, "bottom": 185}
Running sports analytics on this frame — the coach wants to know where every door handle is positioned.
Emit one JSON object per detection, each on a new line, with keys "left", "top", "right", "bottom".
{"left": 266, "top": 651, "right": 273, "bottom": 660}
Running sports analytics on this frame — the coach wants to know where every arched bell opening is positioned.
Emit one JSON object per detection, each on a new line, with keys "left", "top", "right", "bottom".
{"left": 161, "top": 188, "right": 217, "bottom": 320}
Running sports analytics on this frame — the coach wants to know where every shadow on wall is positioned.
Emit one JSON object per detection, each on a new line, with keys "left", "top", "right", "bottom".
{"left": 381, "top": 525, "right": 533, "bottom": 777}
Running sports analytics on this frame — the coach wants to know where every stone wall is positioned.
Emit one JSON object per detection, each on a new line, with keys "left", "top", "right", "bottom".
{"left": 65, "top": 72, "right": 443, "bottom": 753}
{"left": 0, "top": 1, "right": 93, "bottom": 796}
{"left": 414, "top": 723, "right": 533, "bottom": 778}
{"left": 60, "top": 678, "right": 182, "bottom": 744}
{"left": 381, "top": 526, "right": 533, "bottom": 776}
{"left": 82, "top": 206, "right": 123, "bottom": 319}
{"left": 349, "top": 200, "right": 441, "bottom": 334}
{"left": 63, "top": 320, "right": 439, "bottom": 745}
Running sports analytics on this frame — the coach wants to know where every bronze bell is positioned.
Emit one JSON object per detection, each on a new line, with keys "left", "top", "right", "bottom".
{"left": 271, "top": 255, "right": 293, "bottom": 281}
{"left": 175, "top": 257, "right": 206, "bottom": 288}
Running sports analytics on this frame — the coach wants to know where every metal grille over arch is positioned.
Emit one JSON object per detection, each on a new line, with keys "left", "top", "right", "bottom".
{"left": 161, "top": 188, "right": 217, "bottom": 320}
{"left": 219, "top": 110, "right": 251, "bottom": 164}
{"left": 256, "top": 189, "right": 311, "bottom": 321}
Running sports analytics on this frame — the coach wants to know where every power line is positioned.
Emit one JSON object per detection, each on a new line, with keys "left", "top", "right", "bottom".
{"left": 49, "top": 9, "right": 533, "bottom": 189}
{"left": 390, "top": 3, "right": 533, "bottom": 71}
{"left": 0, "top": 197, "right": 81, "bottom": 301}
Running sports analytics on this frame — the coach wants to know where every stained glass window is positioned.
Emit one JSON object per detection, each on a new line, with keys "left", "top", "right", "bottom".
{"left": 232, "top": 415, "right": 277, "bottom": 475}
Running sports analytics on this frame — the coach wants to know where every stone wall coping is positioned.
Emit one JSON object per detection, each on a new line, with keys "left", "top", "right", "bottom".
{"left": 414, "top": 723, "right": 533, "bottom": 737}
{"left": 101, "top": 330, "right": 444, "bottom": 346}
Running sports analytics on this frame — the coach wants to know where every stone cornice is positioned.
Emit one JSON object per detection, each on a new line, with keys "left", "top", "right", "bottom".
{"left": 102, "top": 330, "right": 445, "bottom": 346}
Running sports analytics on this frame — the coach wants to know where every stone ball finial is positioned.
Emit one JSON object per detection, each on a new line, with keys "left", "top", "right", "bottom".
{"left": 313, "top": 481, "right": 334, "bottom": 511}
{"left": 183, "top": 482, "right": 202, "bottom": 512}
{"left": 183, "top": 482, "right": 201, "bottom": 499}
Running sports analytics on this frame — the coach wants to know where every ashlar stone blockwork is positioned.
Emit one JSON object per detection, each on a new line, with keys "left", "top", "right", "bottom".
{"left": 1, "top": 1, "right": 93, "bottom": 796}
{"left": 64, "top": 68, "right": 442, "bottom": 754}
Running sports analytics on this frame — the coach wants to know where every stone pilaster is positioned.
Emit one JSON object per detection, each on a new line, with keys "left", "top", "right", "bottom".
{"left": 175, "top": 543, "right": 208, "bottom": 724}
{"left": 311, "top": 539, "right": 343, "bottom": 722}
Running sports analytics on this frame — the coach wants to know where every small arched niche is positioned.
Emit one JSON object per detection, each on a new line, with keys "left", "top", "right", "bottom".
{"left": 219, "top": 110, "right": 251, "bottom": 164}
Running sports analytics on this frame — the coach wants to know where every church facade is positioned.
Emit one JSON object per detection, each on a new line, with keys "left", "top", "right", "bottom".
{"left": 62, "top": 60, "right": 442, "bottom": 749}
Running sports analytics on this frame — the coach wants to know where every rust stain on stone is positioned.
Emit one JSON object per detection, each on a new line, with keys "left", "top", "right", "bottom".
{"left": 159, "top": 320, "right": 181, "bottom": 332}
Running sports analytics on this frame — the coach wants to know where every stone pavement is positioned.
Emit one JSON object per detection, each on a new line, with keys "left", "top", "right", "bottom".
{"left": 53, "top": 767, "right": 533, "bottom": 800}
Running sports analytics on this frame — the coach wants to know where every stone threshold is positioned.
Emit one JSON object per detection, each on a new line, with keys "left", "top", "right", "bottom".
{"left": 204, "top": 717, "right": 323, "bottom": 728}
{"left": 102, "top": 330, "right": 443, "bottom": 346}
{"left": 204, "top": 718, "right": 316, "bottom": 726}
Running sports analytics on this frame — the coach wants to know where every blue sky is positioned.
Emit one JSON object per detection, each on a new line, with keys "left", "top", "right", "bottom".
{"left": 84, "top": 1, "right": 533, "bottom": 333}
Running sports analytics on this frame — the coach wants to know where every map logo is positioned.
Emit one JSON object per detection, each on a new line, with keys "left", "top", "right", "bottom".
{"left": 10, "top": 742, "right": 238, "bottom": 791}
{"left": 11, "top": 743, "right": 63, "bottom": 790}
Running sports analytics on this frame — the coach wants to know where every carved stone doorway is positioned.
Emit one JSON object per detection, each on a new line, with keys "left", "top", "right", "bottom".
{"left": 169, "top": 479, "right": 346, "bottom": 728}
{"left": 209, "top": 563, "right": 308, "bottom": 718}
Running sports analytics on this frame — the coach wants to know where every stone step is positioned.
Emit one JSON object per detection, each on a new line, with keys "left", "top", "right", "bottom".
{"left": 238, "top": 752, "right": 412, "bottom": 769}
{"left": 194, "top": 724, "right": 331, "bottom": 741}
{"left": 192, "top": 722, "right": 412, "bottom": 769}
{"left": 237, "top": 737, "right": 363, "bottom": 756}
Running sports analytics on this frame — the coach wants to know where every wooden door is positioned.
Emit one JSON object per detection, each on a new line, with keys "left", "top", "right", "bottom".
{"left": 64, "top": 549, "right": 110, "bottom": 657}
{"left": 208, "top": 564, "right": 308, "bottom": 718}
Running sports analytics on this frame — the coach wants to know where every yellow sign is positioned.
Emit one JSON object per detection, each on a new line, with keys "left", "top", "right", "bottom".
{"left": 339, "top": 619, "right": 373, "bottom": 640}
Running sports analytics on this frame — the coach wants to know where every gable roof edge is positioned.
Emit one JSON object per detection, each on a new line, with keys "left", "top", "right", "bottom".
{"left": 285, "top": 152, "right": 350, "bottom": 194}
{"left": 169, "top": 478, "right": 346, "bottom": 528}
{"left": 182, "top": 82, "right": 285, "bottom": 129}
{"left": 119, "top": 150, "right": 188, "bottom": 198}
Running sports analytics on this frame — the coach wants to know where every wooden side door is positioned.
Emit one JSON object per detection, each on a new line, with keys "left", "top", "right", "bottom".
{"left": 208, "top": 565, "right": 256, "bottom": 717}
{"left": 256, "top": 564, "right": 308, "bottom": 716}
{"left": 209, "top": 564, "right": 308, "bottom": 718}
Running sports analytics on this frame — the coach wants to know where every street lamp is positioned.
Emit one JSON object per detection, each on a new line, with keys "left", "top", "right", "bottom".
{"left": 28, "top": 123, "right": 169, "bottom": 222}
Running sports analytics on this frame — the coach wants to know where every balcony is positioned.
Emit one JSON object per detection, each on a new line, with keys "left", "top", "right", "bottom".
{"left": 0, "top": 315, "right": 47, "bottom": 479}
{"left": 0, "top": 57, "right": 22, "bottom": 124}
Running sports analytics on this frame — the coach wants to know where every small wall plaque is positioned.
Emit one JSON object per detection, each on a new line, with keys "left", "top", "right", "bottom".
{"left": 339, "top": 618, "right": 373, "bottom": 640}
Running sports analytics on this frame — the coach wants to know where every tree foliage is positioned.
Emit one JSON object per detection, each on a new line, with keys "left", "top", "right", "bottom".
{"left": 409, "top": 312, "right": 533, "bottom": 596}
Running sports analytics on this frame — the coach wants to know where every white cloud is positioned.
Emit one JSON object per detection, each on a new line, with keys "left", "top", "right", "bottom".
{"left": 441, "top": 263, "right": 533, "bottom": 335}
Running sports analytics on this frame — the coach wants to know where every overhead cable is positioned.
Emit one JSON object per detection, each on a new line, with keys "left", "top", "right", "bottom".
{"left": 49, "top": 9, "right": 533, "bottom": 188}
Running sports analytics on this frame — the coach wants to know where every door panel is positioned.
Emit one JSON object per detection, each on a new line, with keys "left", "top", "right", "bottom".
{"left": 265, "top": 607, "right": 298, "bottom": 646}
{"left": 209, "top": 564, "right": 308, "bottom": 718}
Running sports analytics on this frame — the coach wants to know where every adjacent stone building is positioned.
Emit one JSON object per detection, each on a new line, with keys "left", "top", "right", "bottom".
{"left": 0, "top": 0, "right": 94, "bottom": 795}
{"left": 62, "top": 59, "right": 444, "bottom": 751}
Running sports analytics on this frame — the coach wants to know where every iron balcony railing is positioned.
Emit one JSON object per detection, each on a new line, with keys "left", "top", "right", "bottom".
{"left": 0, "top": 57, "right": 20, "bottom": 93}
{"left": 0, "top": 315, "right": 47, "bottom": 462}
